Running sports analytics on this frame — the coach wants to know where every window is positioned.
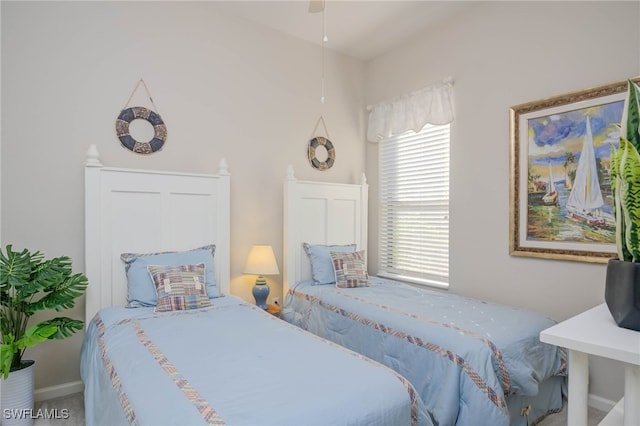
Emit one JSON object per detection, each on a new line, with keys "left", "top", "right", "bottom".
{"left": 378, "top": 124, "right": 450, "bottom": 289}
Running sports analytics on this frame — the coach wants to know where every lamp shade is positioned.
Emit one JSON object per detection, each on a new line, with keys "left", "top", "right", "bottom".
{"left": 243, "top": 245, "right": 280, "bottom": 276}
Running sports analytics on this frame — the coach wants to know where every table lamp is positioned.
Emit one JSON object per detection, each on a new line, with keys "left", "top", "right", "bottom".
{"left": 244, "top": 245, "right": 280, "bottom": 309}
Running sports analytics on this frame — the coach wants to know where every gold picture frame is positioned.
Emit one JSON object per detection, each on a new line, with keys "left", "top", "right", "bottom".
{"left": 509, "top": 77, "right": 640, "bottom": 263}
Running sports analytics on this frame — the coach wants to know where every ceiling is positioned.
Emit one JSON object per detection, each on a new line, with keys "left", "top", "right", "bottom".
{"left": 214, "top": 1, "right": 475, "bottom": 61}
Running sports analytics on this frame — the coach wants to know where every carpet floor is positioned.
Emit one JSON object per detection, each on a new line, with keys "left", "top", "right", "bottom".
{"left": 34, "top": 393, "right": 84, "bottom": 426}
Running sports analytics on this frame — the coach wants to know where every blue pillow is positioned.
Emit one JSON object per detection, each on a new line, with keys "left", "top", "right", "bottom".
{"left": 303, "top": 243, "right": 356, "bottom": 285}
{"left": 121, "top": 245, "right": 219, "bottom": 307}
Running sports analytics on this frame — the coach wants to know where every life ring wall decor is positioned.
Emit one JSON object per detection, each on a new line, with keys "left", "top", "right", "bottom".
{"left": 116, "top": 107, "right": 167, "bottom": 154}
{"left": 308, "top": 136, "right": 335, "bottom": 171}
{"left": 116, "top": 79, "right": 167, "bottom": 155}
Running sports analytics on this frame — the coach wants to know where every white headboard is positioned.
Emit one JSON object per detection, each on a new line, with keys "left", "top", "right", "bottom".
{"left": 283, "top": 165, "right": 368, "bottom": 298}
{"left": 84, "top": 145, "right": 231, "bottom": 323}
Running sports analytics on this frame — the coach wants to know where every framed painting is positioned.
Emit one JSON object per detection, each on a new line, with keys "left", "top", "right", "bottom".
{"left": 509, "top": 77, "right": 640, "bottom": 263}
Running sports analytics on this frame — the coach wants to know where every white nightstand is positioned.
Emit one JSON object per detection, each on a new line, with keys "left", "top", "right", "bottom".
{"left": 540, "top": 303, "right": 640, "bottom": 426}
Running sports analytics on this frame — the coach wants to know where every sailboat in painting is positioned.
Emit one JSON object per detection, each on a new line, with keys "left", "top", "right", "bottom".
{"left": 566, "top": 116, "right": 606, "bottom": 228}
{"left": 542, "top": 161, "right": 559, "bottom": 206}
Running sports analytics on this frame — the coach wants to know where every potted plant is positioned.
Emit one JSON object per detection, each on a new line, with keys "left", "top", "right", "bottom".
{"left": 0, "top": 245, "right": 88, "bottom": 425}
{"left": 606, "top": 79, "right": 640, "bottom": 331}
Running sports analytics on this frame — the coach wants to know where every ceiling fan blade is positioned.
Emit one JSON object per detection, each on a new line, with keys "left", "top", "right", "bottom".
{"left": 308, "top": 0, "right": 324, "bottom": 13}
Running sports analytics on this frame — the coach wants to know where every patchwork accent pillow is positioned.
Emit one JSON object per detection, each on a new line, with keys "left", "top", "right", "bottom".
{"left": 303, "top": 243, "right": 356, "bottom": 285}
{"left": 147, "top": 264, "right": 212, "bottom": 312}
{"left": 121, "top": 245, "right": 219, "bottom": 307}
{"left": 330, "top": 250, "right": 370, "bottom": 288}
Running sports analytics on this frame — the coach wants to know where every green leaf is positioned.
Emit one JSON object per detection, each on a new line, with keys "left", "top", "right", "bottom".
{"left": 611, "top": 144, "right": 624, "bottom": 259}
{"left": 18, "top": 256, "right": 72, "bottom": 302}
{"left": 16, "top": 323, "right": 56, "bottom": 349}
{"left": 618, "top": 138, "right": 640, "bottom": 262}
{"left": 37, "top": 317, "right": 84, "bottom": 339}
{"left": 0, "top": 245, "right": 37, "bottom": 291}
{"left": 621, "top": 80, "right": 640, "bottom": 155}
{"left": 15, "top": 323, "right": 57, "bottom": 350}
{"left": 1, "top": 339, "right": 16, "bottom": 379}
{"left": 25, "top": 272, "right": 88, "bottom": 314}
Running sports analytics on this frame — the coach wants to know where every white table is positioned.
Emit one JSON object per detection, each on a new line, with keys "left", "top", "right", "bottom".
{"left": 540, "top": 303, "right": 640, "bottom": 426}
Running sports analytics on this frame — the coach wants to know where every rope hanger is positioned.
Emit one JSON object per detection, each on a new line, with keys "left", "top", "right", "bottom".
{"left": 310, "top": 115, "right": 330, "bottom": 140}
{"left": 123, "top": 78, "right": 161, "bottom": 113}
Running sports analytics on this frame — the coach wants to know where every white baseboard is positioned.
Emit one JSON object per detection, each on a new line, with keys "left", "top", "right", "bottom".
{"left": 34, "top": 381, "right": 84, "bottom": 402}
{"left": 589, "top": 393, "right": 617, "bottom": 413}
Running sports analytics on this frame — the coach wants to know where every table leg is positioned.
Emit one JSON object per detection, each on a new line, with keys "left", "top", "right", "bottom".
{"left": 568, "top": 350, "right": 589, "bottom": 426}
{"left": 624, "top": 363, "right": 640, "bottom": 426}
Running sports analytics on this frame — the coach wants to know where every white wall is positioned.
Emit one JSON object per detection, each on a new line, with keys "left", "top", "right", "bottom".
{"left": 365, "top": 1, "right": 640, "bottom": 406}
{"left": 1, "top": 1, "right": 365, "bottom": 391}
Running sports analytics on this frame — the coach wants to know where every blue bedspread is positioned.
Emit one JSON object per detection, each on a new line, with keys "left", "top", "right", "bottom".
{"left": 282, "top": 278, "right": 567, "bottom": 426}
{"left": 81, "top": 296, "right": 431, "bottom": 425}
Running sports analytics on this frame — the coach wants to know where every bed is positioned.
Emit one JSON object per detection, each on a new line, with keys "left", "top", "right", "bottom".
{"left": 80, "top": 149, "right": 431, "bottom": 425}
{"left": 281, "top": 167, "right": 567, "bottom": 426}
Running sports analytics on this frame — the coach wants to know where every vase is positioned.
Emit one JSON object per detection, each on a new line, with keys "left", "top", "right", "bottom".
{"left": 604, "top": 258, "right": 640, "bottom": 332}
{"left": 0, "top": 360, "right": 35, "bottom": 426}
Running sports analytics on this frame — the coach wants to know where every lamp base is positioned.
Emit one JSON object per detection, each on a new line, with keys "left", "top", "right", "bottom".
{"left": 252, "top": 276, "right": 270, "bottom": 310}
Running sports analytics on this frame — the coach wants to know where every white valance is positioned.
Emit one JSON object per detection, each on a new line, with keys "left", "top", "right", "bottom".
{"left": 366, "top": 77, "right": 454, "bottom": 142}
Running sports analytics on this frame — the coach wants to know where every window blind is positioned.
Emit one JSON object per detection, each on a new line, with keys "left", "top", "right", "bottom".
{"left": 378, "top": 124, "right": 450, "bottom": 288}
